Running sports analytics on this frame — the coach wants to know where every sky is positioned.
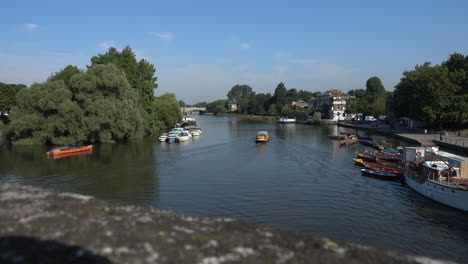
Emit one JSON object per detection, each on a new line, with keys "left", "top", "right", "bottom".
{"left": 1, "top": 0, "right": 468, "bottom": 104}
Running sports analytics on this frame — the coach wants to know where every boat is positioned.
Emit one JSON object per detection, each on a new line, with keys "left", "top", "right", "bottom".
{"left": 362, "top": 161, "right": 405, "bottom": 176}
{"left": 255, "top": 131, "right": 269, "bottom": 143}
{"left": 357, "top": 135, "right": 373, "bottom": 141}
{"left": 329, "top": 135, "right": 345, "bottom": 140}
{"left": 354, "top": 158, "right": 365, "bottom": 166}
{"left": 358, "top": 139, "right": 375, "bottom": 147}
{"left": 278, "top": 117, "right": 296, "bottom": 123}
{"left": 177, "top": 131, "right": 192, "bottom": 142}
{"left": 376, "top": 152, "right": 402, "bottom": 162}
{"left": 403, "top": 147, "right": 468, "bottom": 211}
{"left": 46, "top": 145, "right": 93, "bottom": 158}
{"left": 159, "top": 133, "right": 168, "bottom": 142}
{"left": 356, "top": 151, "right": 377, "bottom": 162}
{"left": 340, "top": 137, "right": 358, "bottom": 146}
{"left": 361, "top": 169, "right": 401, "bottom": 181}
{"left": 189, "top": 128, "right": 201, "bottom": 136}
{"left": 165, "top": 133, "right": 178, "bottom": 143}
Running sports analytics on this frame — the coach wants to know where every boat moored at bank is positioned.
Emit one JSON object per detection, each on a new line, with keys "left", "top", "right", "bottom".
{"left": 46, "top": 145, "right": 93, "bottom": 158}
{"left": 403, "top": 147, "right": 468, "bottom": 211}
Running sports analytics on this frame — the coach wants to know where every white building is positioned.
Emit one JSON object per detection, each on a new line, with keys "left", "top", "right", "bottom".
{"left": 313, "top": 90, "right": 353, "bottom": 121}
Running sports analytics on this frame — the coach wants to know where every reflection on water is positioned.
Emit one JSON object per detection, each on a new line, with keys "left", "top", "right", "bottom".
{"left": 0, "top": 115, "right": 467, "bottom": 262}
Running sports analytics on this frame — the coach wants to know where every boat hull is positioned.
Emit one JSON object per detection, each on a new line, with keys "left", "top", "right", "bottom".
{"left": 361, "top": 169, "right": 400, "bottom": 181}
{"left": 46, "top": 145, "right": 93, "bottom": 157}
{"left": 405, "top": 173, "right": 468, "bottom": 211}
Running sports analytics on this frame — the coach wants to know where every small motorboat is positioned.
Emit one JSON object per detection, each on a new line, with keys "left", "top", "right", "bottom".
{"left": 361, "top": 169, "right": 401, "bottom": 181}
{"left": 177, "top": 131, "right": 192, "bottom": 142}
{"left": 159, "top": 133, "right": 168, "bottom": 142}
{"left": 165, "top": 133, "right": 178, "bottom": 143}
{"left": 278, "top": 117, "right": 296, "bottom": 123}
{"left": 256, "top": 131, "right": 269, "bottom": 143}
{"left": 46, "top": 145, "right": 93, "bottom": 158}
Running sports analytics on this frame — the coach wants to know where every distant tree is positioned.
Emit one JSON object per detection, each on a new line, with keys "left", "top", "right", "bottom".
{"left": 281, "top": 106, "right": 292, "bottom": 116}
{"left": 286, "top": 88, "right": 298, "bottom": 102}
{"left": 227, "top": 84, "right": 253, "bottom": 114}
{"left": 297, "top": 90, "right": 314, "bottom": 101}
{"left": 194, "top": 102, "right": 207, "bottom": 107}
{"left": 311, "top": 91, "right": 321, "bottom": 97}
{"left": 267, "top": 104, "right": 278, "bottom": 115}
{"left": 347, "top": 89, "right": 366, "bottom": 98}
{"left": 346, "top": 97, "right": 371, "bottom": 116}
{"left": 178, "top": 100, "right": 186, "bottom": 107}
{"left": 206, "top": 99, "right": 228, "bottom": 115}
{"left": 273, "top": 82, "right": 288, "bottom": 112}
{"left": 365, "top": 77, "right": 386, "bottom": 102}
{"left": 0, "top": 83, "right": 26, "bottom": 117}
{"left": 48, "top": 65, "right": 82, "bottom": 86}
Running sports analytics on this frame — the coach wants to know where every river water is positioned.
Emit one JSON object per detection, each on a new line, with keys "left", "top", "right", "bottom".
{"left": 1, "top": 115, "right": 467, "bottom": 262}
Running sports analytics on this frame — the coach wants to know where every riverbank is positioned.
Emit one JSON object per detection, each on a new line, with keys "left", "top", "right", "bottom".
{"left": 338, "top": 122, "right": 468, "bottom": 154}
{"left": 0, "top": 182, "right": 454, "bottom": 264}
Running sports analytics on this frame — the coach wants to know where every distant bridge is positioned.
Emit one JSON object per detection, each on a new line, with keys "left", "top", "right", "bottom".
{"left": 182, "top": 107, "right": 207, "bottom": 113}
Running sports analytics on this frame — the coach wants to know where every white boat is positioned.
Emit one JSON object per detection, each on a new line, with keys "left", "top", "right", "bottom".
{"left": 170, "top": 128, "right": 184, "bottom": 135}
{"left": 189, "top": 128, "right": 202, "bottom": 136}
{"left": 278, "top": 117, "right": 296, "bottom": 123}
{"left": 158, "top": 133, "right": 168, "bottom": 142}
{"left": 403, "top": 147, "right": 468, "bottom": 211}
{"left": 177, "top": 131, "right": 191, "bottom": 142}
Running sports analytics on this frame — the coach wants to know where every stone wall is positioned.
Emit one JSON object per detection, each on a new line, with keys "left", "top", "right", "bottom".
{"left": 0, "top": 182, "right": 455, "bottom": 264}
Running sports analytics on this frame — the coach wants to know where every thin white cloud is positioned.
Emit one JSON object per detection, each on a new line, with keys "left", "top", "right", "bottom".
{"left": 99, "top": 41, "right": 116, "bottom": 50}
{"left": 25, "top": 24, "right": 38, "bottom": 30}
{"left": 150, "top": 32, "right": 175, "bottom": 47}
{"left": 240, "top": 43, "right": 251, "bottom": 49}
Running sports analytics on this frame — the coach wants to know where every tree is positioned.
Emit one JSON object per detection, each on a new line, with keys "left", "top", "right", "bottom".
{"left": 281, "top": 106, "right": 292, "bottom": 116}
{"left": 0, "top": 82, "right": 26, "bottom": 117}
{"left": 297, "top": 90, "right": 314, "bottom": 101}
{"left": 9, "top": 64, "right": 147, "bottom": 145}
{"left": 267, "top": 104, "right": 278, "bottom": 115}
{"left": 206, "top": 100, "right": 228, "bottom": 115}
{"left": 365, "top": 77, "right": 386, "bottom": 102}
{"left": 48, "top": 65, "right": 82, "bottom": 86}
{"left": 178, "top": 100, "right": 186, "bottom": 107}
{"left": 153, "top": 94, "right": 183, "bottom": 132}
{"left": 89, "top": 46, "right": 157, "bottom": 116}
{"left": 286, "top": 88, "right": 298, "bottom": 102}
{"left": 226, "top": 84, "right": 253, "bottom": 114}
{"left": 347, "top": 89, "right": 366, "bottom": 98}
{"left": 273, "top": 82, "right": 288, "bottom": 112}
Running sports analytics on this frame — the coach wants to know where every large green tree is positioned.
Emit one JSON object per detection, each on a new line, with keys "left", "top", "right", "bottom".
{"left": 9, "top": 64, "right": 147, "bottom": 145}
{"left": 90, "top": 46, "right": 157, "bottom": 115}
{"left": 48, "top": 65, "right": 82, "bottom": 86}
{"left": 393, "top": 61, "right": 466, "bottom": 126}
{"left": 153, "top": 94, "right": 183, "bottom": 132}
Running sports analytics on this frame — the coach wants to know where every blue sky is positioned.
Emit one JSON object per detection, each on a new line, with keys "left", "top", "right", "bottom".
{"left": 1, "top": 0, "right": 467, "bottom": 104}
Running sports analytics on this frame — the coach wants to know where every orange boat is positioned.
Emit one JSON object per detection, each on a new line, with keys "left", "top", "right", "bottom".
{"left": 46, "top": 145, "right": 93, "bottom": 157}
{"left": 255, "top": 131, "right": 269, "bottom": 143}
{"left": 362, "top": 161, "right": 404, "bottom": 176}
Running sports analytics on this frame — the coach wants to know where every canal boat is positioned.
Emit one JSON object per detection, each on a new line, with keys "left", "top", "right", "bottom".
{"left": 356, "top": 151, "right": 377, "bottom": 162}
{"left": 278, "top": 117, "right": 296, "bottom": 123}
{"left": 46, "top": 145, "right": 93, "bottom": 158}
{"left": 255, "top": 131, "right": 269, "bottom": 143}
{"left": 159, "top": 133, "right": 168, "bottom": 142}
{"left": 403, "top": 147, "right": 468, "bottom": 211}
{"left": 361, "top": 169, "right": 400, "bottom": 181}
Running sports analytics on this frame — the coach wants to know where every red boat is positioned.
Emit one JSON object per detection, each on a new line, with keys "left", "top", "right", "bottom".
{"left": 46, "top": 145, "right": 93, "bottom": 158}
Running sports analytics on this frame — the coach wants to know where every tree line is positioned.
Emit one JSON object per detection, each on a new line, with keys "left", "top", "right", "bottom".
{"left": 3, "top": 46, "right": 182, "bottom": 145}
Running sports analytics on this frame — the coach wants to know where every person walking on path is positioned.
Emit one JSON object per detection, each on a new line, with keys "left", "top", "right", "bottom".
{"left": 424, "top": 129, "right": 427, "bottom": 134}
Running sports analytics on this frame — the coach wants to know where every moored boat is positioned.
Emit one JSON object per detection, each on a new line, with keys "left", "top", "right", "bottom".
{"left": 362, "top": 161, "right": 405, "bottom": 176}
{"left": 403, "top": 147, "right": 468, "bottom": 211}
{"left": 46, "top": 145, "right": 93, "bottom": 157}
{"left": 165, "top": 133, "right": 178, "bottom": 143}
{"left": 361, "top": 169, "right": 400, "bottom": 181}
{"left": 278, "top": 117, "right": 296, "bottom": 123}
{"left": 159, "top": 133, "right": 168, "bottom": 142}
{"left": 340, "top": 137, "right": 358, "bottom": 146}
{"left": 255, "top": 131, "right": 269, "bottom": 143}
{"left": 177, "top": 131, "right": 192, "bottom": 142}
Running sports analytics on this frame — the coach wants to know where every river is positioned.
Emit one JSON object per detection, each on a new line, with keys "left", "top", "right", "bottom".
{"left": 1, "top": 115, "right": 467, "bottom": 262}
